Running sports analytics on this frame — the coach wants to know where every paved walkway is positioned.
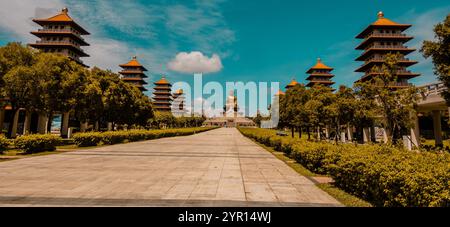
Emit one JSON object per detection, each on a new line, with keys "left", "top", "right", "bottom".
{"left": 0, "top": 128, "right": 341, "bottom": 207}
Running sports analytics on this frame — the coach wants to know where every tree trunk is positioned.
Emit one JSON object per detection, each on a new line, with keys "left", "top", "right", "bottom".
{"left": 7, "top": 108, "right": 20, "bottom": 138}
{"left": 291, "top": 127, "right": 294, "bottom": 138}
{"left": 298, "top": 127, "right": 302, "bottom": 139}
{"left": 23, "top": 110, "right": 32, "bottom": 135}
{"left": 307, "top": 127, "right": 311, "bottom": 140}
{"left": 46, "top": 112, "right": 53, "bottom": 134}
{"left": 385, "top": 127, "right": 393, "bottom": 144}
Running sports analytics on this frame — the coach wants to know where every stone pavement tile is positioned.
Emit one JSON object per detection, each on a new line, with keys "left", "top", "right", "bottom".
{"left": 244, "top": 182, "right": 278, "bottom": 202}
{"left": 0, "top": 128, "right": 341, "bottom": 207}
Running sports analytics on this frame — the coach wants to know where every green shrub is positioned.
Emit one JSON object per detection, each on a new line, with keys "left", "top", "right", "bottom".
{"left": 72, "top": 127, "right": 216, "bottom": 147}
{"left": 238, "top": 127, "right": 450, "bottom": 207}
{"left": 0, "top": 135, "right": 10, "bottom": 153}
{"left": 72, "top": 132, "right": 103, "bottom": 147}
{"left": 14, "top": 134, "right": 62, "bottom": 154}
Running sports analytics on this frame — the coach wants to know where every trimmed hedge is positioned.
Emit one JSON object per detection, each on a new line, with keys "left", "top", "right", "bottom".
{"left": 14, "top": 134, "right": 62, "bottom": 154}
{"left": 0, "top": 135, "right": 10, "bottom": 153}
{"left": 73, "top": 127, "right": 215, "bottom": 147}
{"left": 239, "top": 128, "right": 450, "bottom": 207}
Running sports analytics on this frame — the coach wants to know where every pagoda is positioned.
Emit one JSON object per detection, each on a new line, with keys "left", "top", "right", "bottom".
{"left": 306, "top": 58, "right": 335, "bottom": 89}
{"left": 172, "top": 89, "right": 186, "bottom": 117}
{"left": 119, "top": 56, "right": 148, "bottom": 92}
{"left": 153, "top": 76, "right": 172, "bottom": 112}
{"left": 355, "top": 11, "right": 419, "bottom": 88}
{"left": 285, "top": 79, "right": 299, "bottom": 90}
{"left": 30, "top": 8, "right": 90, "bottom": 66}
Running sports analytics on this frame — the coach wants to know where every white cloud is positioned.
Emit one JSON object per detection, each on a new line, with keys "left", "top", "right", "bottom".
{"left": 0, "top": 0, "right": 64, "bottom": 42}
{"left": 167, "top": 51, "right": 223, "bottom": 74}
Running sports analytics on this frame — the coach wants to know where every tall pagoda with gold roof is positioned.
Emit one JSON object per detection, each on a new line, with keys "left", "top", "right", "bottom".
{"left": 355, "top": 11, "right": 419, "bottom": 87}
{"left": 119, "top": 56, "right": 148, "bottom": 92}
{"left": 153, "top": 76, "right": 172, "bottom": 112}
{"left": 30, "top": 8, "right": 90, "bottom": 66}
{"left": 306, "top": 58, "right": 335, "bottom": 88}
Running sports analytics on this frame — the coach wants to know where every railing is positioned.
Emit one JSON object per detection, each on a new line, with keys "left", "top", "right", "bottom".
{"left": 309, "top": 71, "right": 332, "bottom": 75}
{"left": 365, "top": 32, "right": 407, "bottom": 39}
{"left": 364, "top": 56, "right": 410, "bottom": 63}
{"left": 308, "top": 79, "right": 333, "bottom": 83}
{"left": 418, "top": 82, "right": 447, "bottom": 96}
{"left": 35, "top": 41, "right": 84, "bottom": 52}
{"left": 120, "top": 70, "right": 145, "bottom": 74}
{"left": 366, "top": 44, "right": 408, "bottom": 50}
{"left": 365, "top": 69, "right": 414, "bottom": 76}
{"left": 37, "top": 29, "right": 85, "bottom": 40}
{"left": 389, "top": 81, "right": 412, "bottom": 87}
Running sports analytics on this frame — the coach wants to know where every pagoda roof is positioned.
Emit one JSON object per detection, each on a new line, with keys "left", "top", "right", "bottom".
{"left": 275, "top": 90, "right": 285, "bottom": 96}
{"left": 285, "top": 79, "right": 299, "bottom": 88}
{"left": 173, "top": 89, "right": 184, "bottom": 95}
{"left": 32, "top": 8, "right": 90, "bottom": 35}
{"left": 306, "top": 58, "right": 333, "bottom": 73}
{"left": 154, "top": 76, "right": 171, "bottom": 85}
{"left": 119, "top": 56, "right": 148, "bottom": 71}
{"left": 356, "top": 12, "right": 411, "bottom": 38}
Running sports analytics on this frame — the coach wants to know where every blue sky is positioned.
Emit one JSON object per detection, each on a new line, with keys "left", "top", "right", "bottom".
{"left": 0, "top": 0, "right": 449, "bottom": 109}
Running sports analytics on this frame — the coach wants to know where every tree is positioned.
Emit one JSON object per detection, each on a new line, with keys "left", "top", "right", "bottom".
{"left": 281, "top": 84, "right": 311, "bottom": 138}
{"left": 32, "top": 53, "right": 88, "bottom": 132}
{"left": 328, "top": 85, "right": 357, "bottom": 143}
{"left": 0, "top": 43, "right": 38, "bottom": 137}
{"left": 421, "top": 14, "right": 450, "bottom": 104}
{"left": 355, "top": 53, "right": 419, "bottom": 144}
{"left": 305, "top": 85, "right": 336, "bottom": 140}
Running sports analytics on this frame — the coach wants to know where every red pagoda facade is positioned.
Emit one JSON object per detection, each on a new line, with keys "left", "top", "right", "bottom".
{"left": 153, "top": 76, "right": 173, "bottom": 112}
{"left": 30, "top": 8, "right": 90, "bottom": 66}
{"left": 119, "top": 56, "right": 148, "bottom": 92}
{"left": 355, "top": 11, "right": 419, "bottom": 88}
{"left": 306, "top": 58, "right": 335, "bottom": 89}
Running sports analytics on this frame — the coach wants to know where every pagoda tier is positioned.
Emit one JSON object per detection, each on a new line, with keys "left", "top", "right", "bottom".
{"left": 153, "top": 76, "right": 173, "bottom": 112}
{"left": 29, "top": 8, "right": 90, "bottom": 66}
{"left": 355, "top": 11, "right": 420, "bottom": 87}
{"left": 285, "top": 79, "right": 299, "bottom": 90}
{"left": 306, "top": 58, "right": 335, "bottom": 88}
{"left": 119, "top": 56, "right": 148, "bottom": 92}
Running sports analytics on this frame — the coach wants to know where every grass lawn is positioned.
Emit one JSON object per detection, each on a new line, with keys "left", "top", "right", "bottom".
{"left": 251, "top": 137, "right": 372, "bottom": 207}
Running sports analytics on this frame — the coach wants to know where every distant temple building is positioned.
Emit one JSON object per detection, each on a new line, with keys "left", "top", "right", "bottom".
{"left": 152, "top": 76, "right": 172, "bottom": 112}
{"left": 355, "top": 11, "right": 420, "bottom": 88}
{"left": 285, "top": 79, "right": 299, "bottom": 90}
{"left": 306, "top": 58, "right": 335, "bottom": 89}
{"left": 30, "top": 8, "right": 90, "bottom": 66}
{"left": 203, "top": 91, "right": 256, "bottom": 127}
{"left": 119, "top": 56, "right": 148, "bottom": 92}
{"left": 172, "top": 89, "right": 186, "bottom": 117}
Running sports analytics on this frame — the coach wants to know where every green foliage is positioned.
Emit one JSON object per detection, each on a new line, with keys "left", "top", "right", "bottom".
{"left": 0, "top": 135, "right": 10, "bottom": 153}
{"left": 239, "top": 128, "right": 450, "bottom": 207}
{"left": 354, "top": 53, "right": 419, "bottom": 143}
{"left": 72, "top": 132, "right": 103, "bottom": 147}
{"left": 14, "top": 134, "right": 62, "bottom": 154}
{"left": 73, "top": 128, "right": 215, "bottom": 147}
{"left": 421, "top": 14, "right": 450, "bottom": 105}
